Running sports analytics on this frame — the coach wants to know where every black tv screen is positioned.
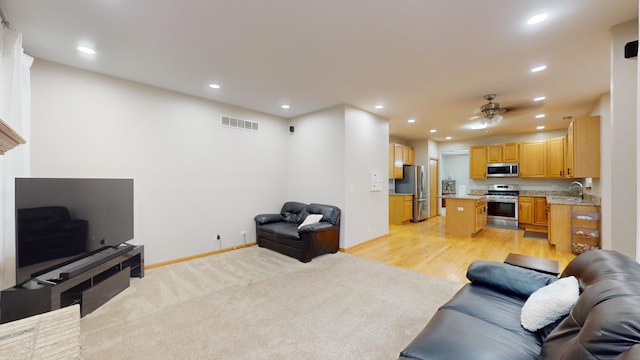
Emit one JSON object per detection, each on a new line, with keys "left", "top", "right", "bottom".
{"left": 15, "top": 178, "right": 134, "bottom": 285}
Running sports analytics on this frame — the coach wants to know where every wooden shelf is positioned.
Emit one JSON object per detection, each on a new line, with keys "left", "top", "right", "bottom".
{"left": 0, "top": 117, "right": 26, "bottom": 154}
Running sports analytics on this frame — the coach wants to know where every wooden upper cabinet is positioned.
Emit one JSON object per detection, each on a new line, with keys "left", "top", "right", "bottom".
{"left": 404, "top": 146, "right": 415, "bottom": 165}
{"left": 567, "top": 116, "right": 600, "bottom": 178}
{"left": 470, "top": 145, "right": 487, "bottom": 179}
{"left": 487, "top": 145, "right": 503, "bottom": 163}
{"left": 389, "top": 144, "right": 403, "bottom": 179}
{"left": 503, "top": 143, "right": 519, "bottom": 162}
{"left": 547, "top": 136, "right": 566, "bottom": 178}
{"left": 389, "top": 143, "right": 415, "bottom": 179}
{"left": 520, "top": 140, "right": 547, "bottom": 178}
{"left": 487, "top": 143, "right": 519, "bottom": 163}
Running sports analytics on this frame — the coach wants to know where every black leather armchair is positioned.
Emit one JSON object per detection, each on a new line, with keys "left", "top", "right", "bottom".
{"left": 254, "top": 202, "right": 340, "bottom": 262}
{"left": 17, "top": 206, "right": 88, "bottom": 266}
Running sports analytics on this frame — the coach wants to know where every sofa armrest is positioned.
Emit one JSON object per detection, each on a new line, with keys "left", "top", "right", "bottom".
{"left": 254, "top": 213, "right": 282, "bottom": 225}
{"left": 298, "top": 222, "right": 335, "bottom": 233}
{"left": 615, "top": 344, "right": 640, "bottom": 360}
{"left": 466, "top": 261, "right": 557, "bottom": 299}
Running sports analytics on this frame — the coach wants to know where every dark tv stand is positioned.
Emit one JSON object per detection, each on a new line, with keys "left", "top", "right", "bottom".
{"left": 0, "top": 245, "right": 144, "bottom": 323}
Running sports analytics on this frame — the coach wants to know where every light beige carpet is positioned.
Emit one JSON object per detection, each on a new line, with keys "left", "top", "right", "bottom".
{"left": 0, "top": 304, "right": 80, "bottom": 360}
{"left": 80, "top": 247, "right": 462, "bottom": 359}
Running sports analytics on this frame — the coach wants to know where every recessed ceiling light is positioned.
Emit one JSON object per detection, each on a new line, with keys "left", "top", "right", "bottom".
{"left": 536, "top": 125, "right": 545, "bottom": 130}
{"left": 408, "top": 119, "right": 416, "bottom": 123}
{"left": 533, "top": 96, "right": 546, "bottom": 102}
{"left": 375, "top": 105, "right": 384, "bottom": 109}
{"left": 527, "top": 13, "right": 549, "bottom": 25}
{"left": 429, "top": 129, "right": 437, "bottom": 133}
{"left": 535, "top": 114, "right": 546, "bottom": 119}
{"left": 208, "top": 83, "right": 221, "bottom": 89}
{"left": 445, "top": 136, "right": 452, "bottom": 140}
{"left": 281, "top": 105, "right": 290, "bottom": 109}
{"left": 77, "top": 46, "right": 96, "bottom": 55}
{"left": 531, "top": 65, "right": 547, "bottom": 73}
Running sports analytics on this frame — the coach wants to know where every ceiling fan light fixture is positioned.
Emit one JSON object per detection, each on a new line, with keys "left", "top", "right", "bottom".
{"left": 469, "top": 121, "right": 489, "bottom": 130}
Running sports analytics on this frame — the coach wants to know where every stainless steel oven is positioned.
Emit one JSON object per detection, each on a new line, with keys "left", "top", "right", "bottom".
{"left": 485, "top": 184, "right": 519, "bottom": 229}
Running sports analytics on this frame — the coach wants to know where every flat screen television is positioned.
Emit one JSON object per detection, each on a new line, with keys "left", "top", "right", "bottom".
{"left": 15, "top": 178, "right": 134, "bottom": 286}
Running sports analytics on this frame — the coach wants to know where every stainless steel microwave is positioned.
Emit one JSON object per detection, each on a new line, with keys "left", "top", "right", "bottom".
{"left": 486, "top": 163, "right": 519, "bottom": 177}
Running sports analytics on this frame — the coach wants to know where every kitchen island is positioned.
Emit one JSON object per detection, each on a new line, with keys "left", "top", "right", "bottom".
{"left": 442, "top": 195, "right": 487, "bottom": 237}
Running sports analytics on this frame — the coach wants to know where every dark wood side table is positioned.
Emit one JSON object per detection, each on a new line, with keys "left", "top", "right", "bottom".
{"left": 504, "top": 253, "right": 560, "bottom": 276}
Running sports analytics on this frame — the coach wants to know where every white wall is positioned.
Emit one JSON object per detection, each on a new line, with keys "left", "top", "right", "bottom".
{"left": 344, "top": 106, "right": 389, "bottom": 248}
{"left": 289, "top": 105, "right": 389, "bottom": 249}
{"left": 29, "top": 60, "right": 289, "bottom": 265}
{"left": 440, "top": 152, "right": 470, "bottom": 193}
{"left": 591, "top": 93, "right": 611, "bottom": 249}
{"left": 610, "top": 20, "right": 638, "bottom": 259}
{"left": 287, "top": 105, "right": 345, "bottom": 207}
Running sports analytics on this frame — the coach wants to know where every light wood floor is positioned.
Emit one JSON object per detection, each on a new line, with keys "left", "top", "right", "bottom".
{"left": 347, "top": 216, "right": 576, "bottom": 284}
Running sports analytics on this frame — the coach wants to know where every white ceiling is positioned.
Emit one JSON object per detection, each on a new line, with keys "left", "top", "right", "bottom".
{"left": 1, "top": 0, "right": 637, "bottom": 141}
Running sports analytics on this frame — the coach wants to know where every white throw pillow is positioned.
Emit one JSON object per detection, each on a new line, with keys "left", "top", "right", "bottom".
{"left": 298, "top": 214, "right": 323, "bottom": 229}
{"left": 520, "top": 276, "right": 579, "bottom": 331}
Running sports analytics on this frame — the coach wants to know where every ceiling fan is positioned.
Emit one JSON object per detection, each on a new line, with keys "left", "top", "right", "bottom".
{"left": 468, "top": 94, "right": 509, "bottom": 129}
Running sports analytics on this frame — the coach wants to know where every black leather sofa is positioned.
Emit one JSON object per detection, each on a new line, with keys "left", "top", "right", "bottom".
{"left": 254, "top": 202, "right": 340, "bottom": 262}
{"left": 17, "top": 206, "right": 88, "bottom": 266}
{"left": 400, "top": 249, "right": 640, "bottom": 359}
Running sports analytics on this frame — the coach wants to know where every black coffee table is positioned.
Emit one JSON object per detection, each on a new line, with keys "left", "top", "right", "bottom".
{"left": 504, "top": 253, "right": 560, "bottom": 276}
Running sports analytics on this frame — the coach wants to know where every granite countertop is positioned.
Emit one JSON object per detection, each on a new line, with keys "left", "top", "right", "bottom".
{"left": 545, "top": 196, "right": 599, "bottom": 206}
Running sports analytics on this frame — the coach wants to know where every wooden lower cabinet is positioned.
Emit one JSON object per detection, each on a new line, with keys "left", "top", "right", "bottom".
{"left": 389, "top": 194, "right": 413, "bottom": 224}
{"left": 533, "top": 197, "right": 548, "bottom": 226}
{"left": 549, "top": 204, "right": 571, "bottom": 252}
{"left": 518, "top": 197, "right": 533, "bottom": 225}
{"left": 519, "top": 196, "right": 548, "bottom": 228}
{"left": 445, "top": 198, "right": 486, "bottom": 237}
{"left": 549, "top": 203, "right": 600, "bottom": 254}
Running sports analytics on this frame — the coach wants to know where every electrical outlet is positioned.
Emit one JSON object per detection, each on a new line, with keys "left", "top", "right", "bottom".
{"left": 240, "top": 231, "right": 246, "bottom": 237}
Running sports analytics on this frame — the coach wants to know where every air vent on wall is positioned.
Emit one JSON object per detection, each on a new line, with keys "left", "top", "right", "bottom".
{"left": 220, "top": 115, "right": 259, "bottom": 131}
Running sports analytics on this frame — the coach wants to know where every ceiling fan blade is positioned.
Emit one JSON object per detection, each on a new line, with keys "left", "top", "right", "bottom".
{"left": 504, "top": 102, "right": 544, "bottom": 116}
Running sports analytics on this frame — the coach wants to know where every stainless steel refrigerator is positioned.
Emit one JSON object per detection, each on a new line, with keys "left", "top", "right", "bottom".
{"left": 395, "top": 165, "right": 428, "bottom": 222}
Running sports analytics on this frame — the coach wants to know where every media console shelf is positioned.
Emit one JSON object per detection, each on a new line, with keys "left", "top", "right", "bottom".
{"left": 0, "top": 245, "right": 144, "bottom": 323}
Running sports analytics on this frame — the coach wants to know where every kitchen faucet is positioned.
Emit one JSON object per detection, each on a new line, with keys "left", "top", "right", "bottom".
{"left": 569, "top": 181, "right": 584, "bottom": 200}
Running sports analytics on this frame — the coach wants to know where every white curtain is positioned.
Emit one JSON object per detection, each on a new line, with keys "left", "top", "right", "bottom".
{"left": 0, "top": 28, "right": 32, "bottom": 289}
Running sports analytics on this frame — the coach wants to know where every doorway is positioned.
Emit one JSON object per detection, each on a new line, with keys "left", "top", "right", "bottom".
{"left": 440, "top": 150, "right": 470, "bottom": 216}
